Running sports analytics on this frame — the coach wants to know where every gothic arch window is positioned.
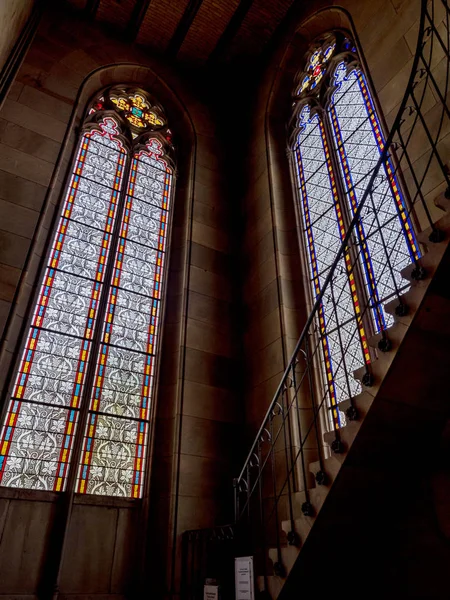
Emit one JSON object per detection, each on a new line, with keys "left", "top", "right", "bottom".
{"left": 289, "top": 32, "right": 420, "bottom": 427}
{"left": 0, "top": 87, "right": 175, "bottom": 498}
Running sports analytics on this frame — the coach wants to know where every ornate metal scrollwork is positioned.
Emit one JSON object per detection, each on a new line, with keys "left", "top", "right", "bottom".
{"left": 249, "top": 453, "right": 260, "bottom": 469}
{"left": 271, "top": 402, "right": 284, "bottom": 418}
{"left": 259, "top": 428, "right": 272, "bottom": 444}
{"left": 238, "top": 478, "right": 249, "bottom": 493}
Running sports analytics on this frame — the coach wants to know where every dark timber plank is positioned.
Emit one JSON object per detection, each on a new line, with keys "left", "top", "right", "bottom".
{"left": 166, "top": 0, "right": 204, "bottom": 58}
{"left": 207, "top": 0, "right": 254, "bottom": 64}
{"left": 126, "top": 0, "right": 152, "bottom": 41}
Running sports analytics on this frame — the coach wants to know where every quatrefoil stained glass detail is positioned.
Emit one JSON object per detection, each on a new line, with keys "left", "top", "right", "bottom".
{"left": 299, "top": 42, "right": 336, "bottom": 94}
{"left": 110, "top": 92, "right": 165, "bottom": 129}
{"left": 89, "top": 87, "right": 167, "bottom": 133}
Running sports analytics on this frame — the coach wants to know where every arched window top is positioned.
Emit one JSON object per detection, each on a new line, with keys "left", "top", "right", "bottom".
{"left": 82, "top": 115, "right": 127, "bottom": 151}
{"left": 289, "top": 31, "right": 419, "bottom": 428}
{"left": 85, "top": 86, "right": 175, "bottom": 167}
{"left": 293, "top": 31, "right": 358, "bottom": 101}
{"left": 0, "top": 84, "right": 175, "bottom": 498}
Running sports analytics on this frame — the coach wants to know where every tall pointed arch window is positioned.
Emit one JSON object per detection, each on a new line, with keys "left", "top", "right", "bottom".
{"left": 290, "top": 32, "right": 420, "bottom": 427}
{"left": 0, "top": 87, "right": 175, "bottom": 497}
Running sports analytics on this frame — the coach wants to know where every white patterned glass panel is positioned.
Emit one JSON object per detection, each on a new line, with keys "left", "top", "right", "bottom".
{"left": 77, "top": 139, "right": 172, "bottom": 498}
{"left": 293, "top": 106, "right": 364, "bottom": 421}
{"left": 0, "top": 118, "right": 126, "bottom": 491}
{"left": 329, "top": 62, "right": 419, "bottom": 330}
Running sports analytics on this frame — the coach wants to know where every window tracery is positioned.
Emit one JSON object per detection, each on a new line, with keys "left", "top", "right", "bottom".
{"left": 290, "top": 32, "right": 420, "bottom": 427}
{"left": 0, "top": 87, "right": 174, "bottom": 498}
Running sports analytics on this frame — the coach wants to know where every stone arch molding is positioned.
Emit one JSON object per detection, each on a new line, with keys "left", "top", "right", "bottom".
{"left": 0, "top": 61, "right": 198, "bottom": 498}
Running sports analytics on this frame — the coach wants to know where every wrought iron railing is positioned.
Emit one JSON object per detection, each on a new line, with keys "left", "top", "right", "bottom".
{"left": 182, "top": 0, "right": 450, "bottom": 596}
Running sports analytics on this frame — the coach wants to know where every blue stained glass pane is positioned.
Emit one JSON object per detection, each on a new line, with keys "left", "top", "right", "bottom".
{"left": 328, "top": 62, "right": 420, "bottom": 330}
{"left": 293, "top": 106, "right": 365, "bottom": 420}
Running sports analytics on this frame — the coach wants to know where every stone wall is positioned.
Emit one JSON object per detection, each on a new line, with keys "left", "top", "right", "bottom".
{"left": 0, "top": 5, "right": 242, "bottom": 598}
{"left": 0, "top": 0, "right": 34, "bottom": 73}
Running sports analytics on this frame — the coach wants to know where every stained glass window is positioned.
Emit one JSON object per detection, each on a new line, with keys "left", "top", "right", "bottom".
{"left": 0, "top": 87, "right": 174, "bottom": 497}
{"left": 328, "top": 61, "right": 419, "bottom": 329}
{"left": 291, "top": 32, "right": 419, "bottom": 427}
{"left": 294, "top": 106, "right": 369, "bottom": 415}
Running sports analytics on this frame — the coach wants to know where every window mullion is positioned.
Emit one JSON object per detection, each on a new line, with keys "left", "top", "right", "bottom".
{"left": 62, "top": 145, "right": 133, "bottom": 497}
{"left": 322, "top": 109, "right": 377, "bottom": 351}
{"left": 12, "top": 130, "right": 134, "bottom": 600}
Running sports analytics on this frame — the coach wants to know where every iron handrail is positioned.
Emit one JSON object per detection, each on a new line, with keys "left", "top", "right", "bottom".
{"left": 235, "top": 0, "right": 430, "bottom": 494}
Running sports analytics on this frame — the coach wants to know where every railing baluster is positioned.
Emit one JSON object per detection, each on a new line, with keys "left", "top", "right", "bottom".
{"left": 290, "top": 351, "right": 313, "bottom": 517}
{"left": 409, "top": 88, "right": 450, "bottom": 189}
{"left": 282, "top": 364, "right": 298, "bottom": 543}
{"left": 396, "top": 127, "right": 436, "bottom": 231}
{"left": 257, "top": 439, "right": 269, "bottom": 594}
{"left": 269, "top": 412, "right": 284, "bottom": 577}
{"left": 304, "top": 334, "right": 327, "bottom": 483}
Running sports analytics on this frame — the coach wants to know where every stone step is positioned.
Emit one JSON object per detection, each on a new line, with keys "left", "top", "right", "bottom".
{"left": 367, "top": 320, "right": 408, "bottom": 354}
{"left": 257, "top": 192, "right": 450, "bottom": 598}
{"left": 416, "top": 210, "right": 450, "bottom": 245}
{"left": 323, "top": 420, "right": 360, "bottom": 462}
{"left": 401, "top": 236, "right": 449, "bottom": 285}
{"left": 384, "top": 284, "right": 428, "bottom": 326}
{"left": 278, "top": 484, "right": 332, "bottom": 548}
{"left": 308, "top": 455, "right": 341, "bottom": 485}
{"left": 434, "top": 187, "right": 450, "bottom": 213}
{"left": 338, "top": 390, "right": 374, "bottom": 420}
{"left": 433, "top": 162, "right": 450, "bottom": 212}
{"left": 281, "top": 514, "right": 313, "bottom": 547}
{"left": 256, "top": 575, "right": 284, "bottom": 598}
{"left": 268, "top": 545, "right": 299, "bottom": 576}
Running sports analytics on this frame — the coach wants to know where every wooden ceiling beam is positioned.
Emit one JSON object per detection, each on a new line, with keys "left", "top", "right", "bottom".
{"left": 166, "top": 0, "right": 204, "bottom": 58}
{"left": 207, "top": 0, "right": 254, "bottom": 64}
{"left": 261, "top": 0, "right": 299, "bottom": 64}
{"left": 126, "top": 0, "right": 152, "bottom": 41}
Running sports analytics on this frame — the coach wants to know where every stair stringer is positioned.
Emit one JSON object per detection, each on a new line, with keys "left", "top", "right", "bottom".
{"left": 263, "top": 208, "right": 450, "bottom": 598}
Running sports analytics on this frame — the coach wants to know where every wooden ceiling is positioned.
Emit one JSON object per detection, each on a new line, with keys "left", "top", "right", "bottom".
{"left": 66, "top": 0, "right": 296, "bottom": 66}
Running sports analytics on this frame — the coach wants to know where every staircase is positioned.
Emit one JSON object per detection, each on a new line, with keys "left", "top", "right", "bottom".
{"left": 182, "top": 0, "right": 450, "bottom": 597}
{"left": 262, "top": 187, "right": 450, "bottom": 598}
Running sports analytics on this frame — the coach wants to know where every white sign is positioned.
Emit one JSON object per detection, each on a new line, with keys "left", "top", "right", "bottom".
{"left": 204, "top": 584, "right": 219, "bottom": 600}
{"left": 235, "top": 556, "right": 254, "bottom": 600}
